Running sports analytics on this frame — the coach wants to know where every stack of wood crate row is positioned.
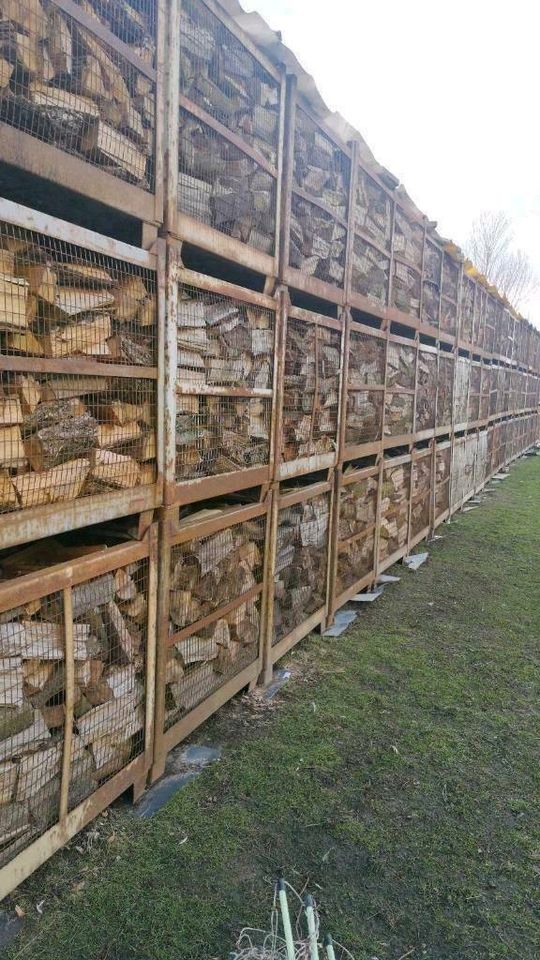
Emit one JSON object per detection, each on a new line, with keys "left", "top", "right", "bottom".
{"left": 0, "top": 0, "right": 538, "bottom": 894}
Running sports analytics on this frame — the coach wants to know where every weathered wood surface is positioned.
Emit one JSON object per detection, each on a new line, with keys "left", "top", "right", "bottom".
{"left": 273, "top": 493, "right": 329, "bottom": 643}
{"left": 0, "top": 3, "right": 155, "bottom": 184}
{"left": 0, "top": 544, "right": 148, "bottom": 859}
{"left": 281, "top": 320, "right": 340, "bottom": 463}
{"left": 379, "top": 461, "right": 410, "bottom": 562}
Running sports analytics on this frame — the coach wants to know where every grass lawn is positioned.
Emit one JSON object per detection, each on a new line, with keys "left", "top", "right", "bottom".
{"left": 6, "top": 456, "right": 540, "bottom": 960}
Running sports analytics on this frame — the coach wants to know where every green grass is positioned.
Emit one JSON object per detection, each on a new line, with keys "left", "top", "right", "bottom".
{"left": 6, "top": 457, "right": 540, "bottom": 960}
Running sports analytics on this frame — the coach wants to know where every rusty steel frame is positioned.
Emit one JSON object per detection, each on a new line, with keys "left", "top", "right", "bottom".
{"left": 151, "top": 495, "right": 272, "bottom": 781}
{"left": 326, "top": 461, "right": 379, "bottom": 620}
{"left": 0, "top": 526, "right": 158, "bottom": 900}
{"left": 0, "top": 199, "right": 164, "bottom": 550}
{"left": 0, "top": 0, "right": 166, "bottom": 233}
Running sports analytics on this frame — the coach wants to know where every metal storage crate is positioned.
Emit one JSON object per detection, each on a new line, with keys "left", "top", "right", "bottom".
{"left": 454, "top": 355, "right": 471, "bottom": 430}
{"left": 329, "top": 462, "right": 378, "bottom": 615}
{"left": 171, "top": 0, "right": 284, "bottom": 276}
{"left": 450, "top": 432, "right": 477, "bottom": 511}
{"left": 436, "top": 349, "right": 454, "bottom": 432}
{"left": 165, "top": 262, "right": 278, "bottom": 504}
{"left": 415, "top": 345, "right": 437, "bottom": 437}
{"left": 0, "top": 525, "right": 157, "bottom": 899}
{"left": 384, "top": 335, "right": 416, "bottom": 444}
{"left": 262, "top": 478, "right": 332, "bottom": 679}
{"left": 282, "top": 82, "right": 351, "bottom": 305}
{"left": 434, "top": 439, "right": 451, "bottom": 525}
{"left": 474, "top": 429, "right": 489, "bottom": 491}
{"left": 460, "top": 273, "right": 475, "bottom": 347}
{"left": 479, "top": 362, "right": 491, "bottom": 421}
{"left": 0, "top": 199, "right": 161, "bottom": 549}
{"left": 343, "top": 321, "right": 386, "bottom": 459}
{"left": 276, "top": 304, "right": 343, "bottom": 480}
{"left": 468, "top": 359, "right": 481, "bottom": 424}
{"left": 378, "top": 452, "right": 411, "bottom": 572}
{"left": 440, "top": 252, "right": 460, "bottom": 338}
{"left": 153, "top": 497, "right": 270, "bottom": 779}
{"left": 0, "top": 0, "right": 164, "bottom": 225}
{"left": 421, "top": 237, "right": 441, "bottom": 335}
{"left": 409, "top": 446, "right": 433, "bottom": 547}
{"left": 349, "top": 162, "right": 393, "bottom": 315}
{"left": 390, "top": 201, "right": 423, "bottom": 322}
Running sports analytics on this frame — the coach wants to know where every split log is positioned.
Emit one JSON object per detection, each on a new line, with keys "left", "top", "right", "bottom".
{"left": 12, "top": 458, "right": 90, "bottom": 509}
{"left": 274, "top": 495, "right": 329, "bottom": 642}
{"left": 336, "top": 533, "right": 375, "bottom": 594}
{"left": 350, "top": 236, "right": 389, "bottom": 305}
{"left": 24, "top": 412, "right": 97, "bottom": 470}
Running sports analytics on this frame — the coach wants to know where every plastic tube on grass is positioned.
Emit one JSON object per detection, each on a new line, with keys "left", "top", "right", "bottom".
{"left": 324, "top": 934, "right": 337, "bottom": 960}
{"left": 304, "top": 894, "right": 319, "bottom": 960}
{"left": 277, "top": 878, "right": 295, "bottom": 960}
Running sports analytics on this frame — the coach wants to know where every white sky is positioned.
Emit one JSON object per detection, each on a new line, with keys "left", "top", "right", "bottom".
{"left": 243, "top": 0, "right": 540, "bottom": 326}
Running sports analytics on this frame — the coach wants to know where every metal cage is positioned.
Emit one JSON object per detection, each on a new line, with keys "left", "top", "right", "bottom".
{"left": 378, "top": 453, "right": 411, "bottom": 571}
{"left": 344, "top": 322, "right": 386, "bottom": 458}
{"left": 330, "top": 463, "right": 377, "bottom": 615}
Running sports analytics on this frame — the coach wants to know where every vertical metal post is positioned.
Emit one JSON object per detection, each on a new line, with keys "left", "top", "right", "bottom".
{"left": 59, "top": 585, "right": 74, "bottom": 825}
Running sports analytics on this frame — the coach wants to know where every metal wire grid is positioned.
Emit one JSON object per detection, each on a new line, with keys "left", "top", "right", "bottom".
{"left": 384, "top": 341, "right": 415, "bottom": 438}
{"left": 435, "top": 445, "right": 450, "bottom": 516}
{"left": 354, "top": 167, "right": 392, "bottom": 252}
{"left": 473, "top": 287, "right": 485, "bottom": 349}
{"left": 336, "top": 472, "right": 377, "bottom": 594}
{"left": 0, "top": 552, "right": 148, "bottom": 866}
{"left": 474, "top": 430, "right": 489, "bottom": 488}
{"left": 0, "top": 220, "right": 156, "bottom": 363}
{"left": 421, "top": 277, "right": 440, "bottom": 332}
{"left": 350, "top": 234, "right": 389, "bottom": 306}
{"left": 175, "top": 394, "right": 270, "bottom": 481}
{"left": 273, "top": 492, "right": 330, "bottom": 644}
{"left": 454, "top": 357, "right": 470, "bottom": 425}
{"left": 177, "top": 285, "right": 274, "bottom": 390}
{"left": 281, "top": 317, "right": 340, "bottom": 464}
{"left": 415, "top": 349, "right": 437, "bottom": 432}
{"left": 379, "top": 460, "right": 410, "bottom": 562}
{"left": 165, "top": 515, "right": 265, "bottom": 727}
{"left": 468, "top": 362, "right": 481, "bottom": 422}
{"left": 178, "top": 107, "right": 276, "bottom": 254}
{"left": 293, "top": 108, "right": 349, "bottom": 215}
{"left": 0, "top": 369, "right": 156, "bottom": 513}
{"left": 289, "top": 193, "right": 347, "bottom": 288}
{"left": 0, "top": 1, "right": 155, "bottom": 188}
{"left": 451, "top": 436, "right": 476, "bottom": 507}
{"left": 489, "top": 367, "right": 498, "bottom": 417}
{"left": 479, "top": 365, "right": 491, "bottom": 421}
{"left": 436, "top": 353, "right": 454, "bottom": 428}
{"left": 391, "top": 260, "right": 420, "bottom": 317}
{"left": 336, "top": 530, "right": 375, "bottom": 595}
{"left": 460, "top": 275, "right": 475, "bottom": 343}
{"left": 410, "top": 455, "right": 431, "bottom": 537}
{"left": 484, "top": 298, "right": 498, "bottom": 354}
{"left": 346, "top": 331, "right": 385, "bottom": 446}
{"left": 73, "top": 0, "right": 156, "bottom": 60}
{"left": 440, "top": 296, "right": 458, "bottom": 337}
{"left": 393, "top": 207, "right": 423, "bottom": 269}
{"left": 442, "top": 253, "right": 459, "bottom": 304}
{"left": 179, "top": 0, "right": 280, "bottom": 168}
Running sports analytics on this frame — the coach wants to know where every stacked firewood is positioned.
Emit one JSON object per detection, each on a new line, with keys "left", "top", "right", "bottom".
{"left": 0, "top": 0, "right": 155, "bottom": 185}
{"left": 460, "top": 275, "right": 475, "bottom": 344}
{"left": 164, "top": 512, "right": 264, "bottom": 719}
{"left": 175, "top": 395, "right": 270, "bottom": 480}
{"left": 336, "top": 473, "right": 377, "bottom": 593}
{"left": 440, "top": 254, "right": 459, "bottom": 336}
{"left": 391, "top": 260, "right": 420, "bottom": 317}
{"left": 0, "top": 235, "right": 155, "bottom": 362}
{"left": 350, "top": 235, "right": 389, "bottom": 305}
{"left": 415, "top": 350, "right": 437, "bottom": 431}
{"left": 421, "top": 241, "right": 441, "bottom": 330}
{"left": 384, "top": 342, "right": 415, "bottom": 438}
{"left": 290, "top": 110, "right": 348, "bottom": 286}
{"left": 454, "top": 357, "right": 470, "bottom": 425}
{"left": 393, "top": 207, "right": 423, "bottom": 268}
{"left": 435, "top": 445, "right": 450, "bottom": 516}
{"left": 179, "top": 111, "right": 276, "bottom": 254}
{"left": 410, "top": 455, "right": 431, "bottom": 537}
{"left": 436, "top": 353, "right": 454, "bottom": 428}
{"left": 179, "top": 0, "right": 280, "bottom": 168}
{"left": 379, "top": 461, "right": 410, "bottom": 561}
{"left": 0, "top": 540, "right": 147, "bottom": 857}
{"left": 72, "top": 0, "right": 156, "bottom": 62}
{"left": 345, "top": 333, "right": 385, "bottom": 446}
{"left": 468, "top": 362, "right": 481, "bottom": 422}
{"left": 273, "top": 494, "right": 329, "bottom": 642}
{"left": 281, "top": 320, "right": 340, "bottom": 463}
{"left": 354, "top": 168, "right": 392, "bottom": 252}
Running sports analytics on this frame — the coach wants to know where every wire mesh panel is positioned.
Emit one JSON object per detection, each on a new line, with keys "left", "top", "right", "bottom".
{"left": 335, "top": 470, "right": 377, "bottom": 598}
{"left": 454, "top": 356, "right": 470, "bottom": 426}
{"left": 281, "top": 314, "right": 341, "bottom": 468}
{"left": 393, "top": 205, "right": 423, "bottom": 270}
{"left": 0, "top": 370, "right": 156, "bottom": 513}
{"left": 179, "top": 0, "right": 280, "bottom": 167}
{"left": 175, "top": 394, "right": 270, "bottom": 482}
{"left": 468, "top": 360, "right": 481, "bottom": 422}
{"left": 73, "top": 0, "right": 156, "bottom": 59}
{"left": 451, "top": 435, "right": 476, "bottom": 508}
{"left": 345, "top": 329, "right": 385, "bottom": 448}
{"left": 436, "top": 351, "right": 454, "bottom": 430}
{"left": 0, "top": 538, "right": 151, "bottom": 871}
{"left": 421, "top": 239, "right": 441, "bottom": 333}
{"left": 489, "top": 366, "right": 499, "bottom": 417}
{"left": 164, "top": 509, "right": 266, "bottom": 727}
{"left": 500, "top": 367, "right": 510, "bottom": 414}
{"left": 177, "top": 284, "right": 274, "bottom": 390}
{"left": 440, "top": 253, "right": 459, "bottom": 337}
{"left": 289, "top": 106, "right": 349, "bottom": 291}
{"left": 350, "top": 235, "right": 390, "bottom": 307}
{"left": 435, "top": 442, "right": 451, "bottom": 518}
{"left": 273, "top": 489, "right": 330, "bottom": 644}
{"left": 474, "top": 429, "right": 489, "bottom": 489}
{"left": 415, "top": 348, "right": 437, "bottom": 432}
{"left": 384, "top": 339, "right": 416, "bottom": 439}
{"left": 379, "top": 458, "right": 410, "bottom": 564}
{"left": 391, "top": 260, "right": 421, "bottom": 319}
{"left": 0, "top": 217, "right": 157, "bottom": 364}
{"left": 473, "top": 286, "right": 486, "bottom": 350}
{"left": 410, "top": 452, "right": 432, "bottom": 539}
{"left": 460, "top": 274, "right": 475, "bottom": 344}
{"left": 479, "top": 364, "right": 491, "bottom": 420}
{"left": 0, "top": 0, "right": 156, "bottom": 189}
{"left": 178, "top": 107, "right": 276, "bottom": 255}
{"left": 354, "top": 167, "right": 392, "bottom": 252}
{"left": 484, "top": 297, "right": 497, "bottom": 354}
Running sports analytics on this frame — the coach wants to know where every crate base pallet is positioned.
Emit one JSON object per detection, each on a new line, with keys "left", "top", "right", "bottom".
{"left": 0, "top": 525, "right": 158, "bottom": 900}
{"left": 151, "top": 496, "right": 271, "bottom": 782}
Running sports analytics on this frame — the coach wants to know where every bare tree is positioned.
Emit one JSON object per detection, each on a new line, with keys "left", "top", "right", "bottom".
{"left": 466, "top": 212, "right": 538, "bottom": 312}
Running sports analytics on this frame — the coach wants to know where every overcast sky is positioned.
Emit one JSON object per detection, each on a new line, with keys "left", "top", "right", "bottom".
{"left": 244, "top": 0, "right": 540, "bottom": 326}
